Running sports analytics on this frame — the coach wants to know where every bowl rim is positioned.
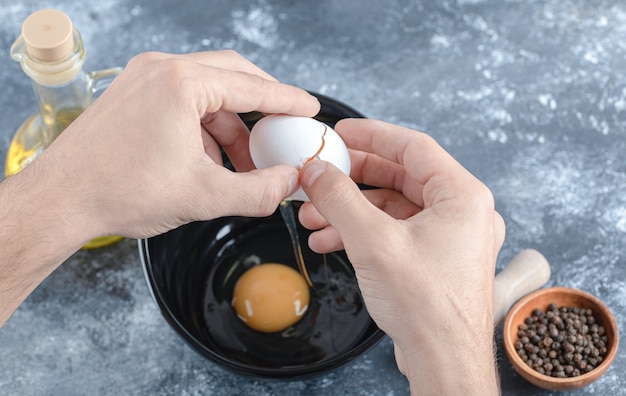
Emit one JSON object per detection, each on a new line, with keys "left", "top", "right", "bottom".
{"left": 503, "top": 286, "right": 619, "bottom": 390}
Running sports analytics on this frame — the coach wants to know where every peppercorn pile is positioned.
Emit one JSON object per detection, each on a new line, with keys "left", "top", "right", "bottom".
{"left": 515, "top": 303, "right": 608, "bottom": 378}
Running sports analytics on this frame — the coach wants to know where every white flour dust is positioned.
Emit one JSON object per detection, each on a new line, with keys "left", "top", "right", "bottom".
{"left": 492, "top": 141, "right": 626, "bottom": 242}
{"left": 232, "top": 4, "right": 278, "bottom": 49}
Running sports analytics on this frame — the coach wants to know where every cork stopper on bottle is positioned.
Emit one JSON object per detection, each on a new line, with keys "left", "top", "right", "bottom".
{"left": 22, "top": 9, "right": 74, "bottom": 62}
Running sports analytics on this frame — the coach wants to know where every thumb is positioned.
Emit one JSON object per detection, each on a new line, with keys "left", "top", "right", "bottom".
{"left": 300, "top": 160, "right": 386, "bottom": 245}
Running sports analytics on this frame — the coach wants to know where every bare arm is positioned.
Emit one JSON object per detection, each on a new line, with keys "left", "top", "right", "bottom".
{"left": 0, "top": 50, "right": 320, "bottom": 328}
{"left": 0, "top": 154, "right": 92, "bottom": 326}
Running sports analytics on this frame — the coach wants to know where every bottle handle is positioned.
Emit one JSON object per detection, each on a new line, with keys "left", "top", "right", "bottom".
{"left": 10, "top": 35, "right": 27, "bottom": 63}
{"left": 88, "top": 67, "right": 123, "bottom": 97}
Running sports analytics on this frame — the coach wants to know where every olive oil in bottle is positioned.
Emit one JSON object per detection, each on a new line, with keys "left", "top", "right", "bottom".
{"left": 6, "top": 107, "right": 85, "bottom": 176}
{"left": 7, "top": 9, "right": 123, "bottom": 249}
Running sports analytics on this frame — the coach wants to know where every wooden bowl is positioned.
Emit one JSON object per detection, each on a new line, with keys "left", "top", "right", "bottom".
{"left": 503, "top": 286, "right": 619, "bottom": 391}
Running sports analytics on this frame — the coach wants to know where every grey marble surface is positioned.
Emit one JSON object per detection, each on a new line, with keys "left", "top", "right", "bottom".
{"left": 1, "top": 0, "right": 625, "bottom": 395}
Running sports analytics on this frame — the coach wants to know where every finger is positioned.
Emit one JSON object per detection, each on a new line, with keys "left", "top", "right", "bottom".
{"left": 298, "top": 202, "right": 328, "bottom": 230}
{"left": 307, "top": 226, "right": 344, "bottom": 253}
{"left": 126, "top": 54, "right": 321, "bottom": 118}
{"left": 300, "top": 160, "right": 392, "bottom": 251}
{"left": 363, "top": 189, "right": 422, "bottom": 220}
{"left": 347, "top": 148, "right": 405, "bottom": 190}
{"left": 299, "top": 188, "right": 420, "bottom": 231}
{"left": 347, "top": 149, "right": 426, "bottom": 208}
{"left": 195, "top": 66, "right": 321, "bottom": 117}
{"left": 198, "top": 165, "right": 299, "bottom": 218}
{"left": 301, "top": 188, "right": 419, "bottom": 254}
{"left": 202, "top": 111, "right": 255, "bottom": 172}
{"left": 200, "top": 127, "right": 224, "bottom": 165}
{"left": 335, "top": 119, "right": 478, "bottom": 206}
{"left": 178, "top": 50, "right": 280, "bottom": 81}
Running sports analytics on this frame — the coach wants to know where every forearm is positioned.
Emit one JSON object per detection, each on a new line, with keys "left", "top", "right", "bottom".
{"left": 0, "top": 159, "right": 94, "bottom": 327}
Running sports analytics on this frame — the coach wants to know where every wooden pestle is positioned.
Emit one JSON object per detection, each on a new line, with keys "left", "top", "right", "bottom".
{"left": 493, "top": 249, "right": 551, "bottom": 325}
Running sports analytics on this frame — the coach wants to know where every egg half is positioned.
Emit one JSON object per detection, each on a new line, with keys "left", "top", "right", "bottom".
{"left": 249, "top": 115, "right": 351, "bottom": 201}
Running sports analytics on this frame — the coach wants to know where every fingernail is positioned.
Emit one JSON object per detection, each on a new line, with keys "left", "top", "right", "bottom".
{"left": 301, "top": 160, "right": 327, "bottom": 188}
{"left": 287, "top": 172, "right": 299, "bottom": 197}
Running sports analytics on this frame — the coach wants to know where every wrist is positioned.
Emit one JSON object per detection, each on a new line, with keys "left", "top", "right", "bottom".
{"left": 0, "top": 153, "right": 99, "bottom": 270}
{"left": 399, "top": 307, "right": 499, "bottom": 395}
{"left": 2, "top": 165, "right": 91, "bottom": 252}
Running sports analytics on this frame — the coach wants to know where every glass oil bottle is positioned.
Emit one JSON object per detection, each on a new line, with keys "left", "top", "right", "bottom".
{"left": 6, "top": 9, "right": 123, "bottom": 249}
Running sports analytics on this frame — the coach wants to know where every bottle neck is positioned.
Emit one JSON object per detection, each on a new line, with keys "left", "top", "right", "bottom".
{"left": 11, "top": 21, "right": 121, "bottom": 144}
{"left": 11, "top": 28, "right": 86, "bottom": 86}
{"left": 11, "top": 27, "right": 90, "bottom": 141}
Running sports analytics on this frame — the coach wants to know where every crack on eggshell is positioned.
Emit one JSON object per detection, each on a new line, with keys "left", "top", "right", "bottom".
{"left": 303, "top": 124, "right": 327, "bottom": 166}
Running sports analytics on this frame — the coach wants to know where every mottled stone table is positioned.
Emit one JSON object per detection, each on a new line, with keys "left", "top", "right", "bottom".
{"left": 1, "top": 1, "right": 624, "bottom": 395}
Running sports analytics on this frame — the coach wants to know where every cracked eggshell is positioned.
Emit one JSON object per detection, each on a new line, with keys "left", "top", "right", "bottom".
{"left": 249, "top": 115, "right": 351, "bottom": 201}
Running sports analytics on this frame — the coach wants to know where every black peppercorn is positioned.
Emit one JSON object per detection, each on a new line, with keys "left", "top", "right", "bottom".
{"left": 554, "top": 316, "right": 563, "bottom": 326}
{"left": 563, "top": 351, "right": 574, "bottom": 363}
{"left": 548, "top": 327, "right": 558, "bottom": 338}
{"left": 514, "top": 303, "right": 609, "bottom": 379}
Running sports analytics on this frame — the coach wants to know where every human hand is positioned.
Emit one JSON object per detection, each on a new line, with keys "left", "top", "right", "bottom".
{"left": 0, "top": 50, "right": 320, "bottom": 328}
{"left": 298, "top": 119, "right": 505, "bottom": 394}
{"left": 43, "top": 50, "right": 320, "bottom": 241}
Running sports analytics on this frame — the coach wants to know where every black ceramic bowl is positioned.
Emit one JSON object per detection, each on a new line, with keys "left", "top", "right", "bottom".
{"left": 139, "top": 93, "right": 385, "bottom": 380}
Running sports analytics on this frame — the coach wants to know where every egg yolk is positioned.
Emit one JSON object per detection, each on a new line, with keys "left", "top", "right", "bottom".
{"left": 232, "top": 263, "right": 310, "bottom": 333}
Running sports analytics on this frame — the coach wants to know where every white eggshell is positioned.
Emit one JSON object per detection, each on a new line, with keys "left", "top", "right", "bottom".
{"left": 249, "top": 115, "right": 351, "bottom": 201}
